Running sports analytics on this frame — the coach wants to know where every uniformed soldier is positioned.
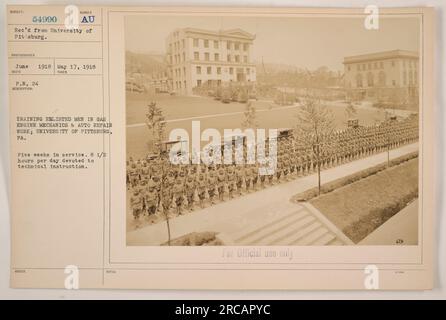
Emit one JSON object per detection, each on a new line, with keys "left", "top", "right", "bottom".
{"left": 226, "top": 166, "right": 237, "bottom": 198}
{"left": 145, "top": 179, "right": 159, "bottom": 216}
{"left": 160, "top": 182, "right": 172, "bottom": 215}
{"left": 141, "top": 161, "right": 150, "bottom": 181}
{"left": 172, "top": 176, "right": 185, "bottom": 215}
{"left": 235, "top": 165, "right": 245, "bottom": 195}
{"left": 126, "top": 160, "right": 130, "bottom": 189}
{"left": 130, "top": 189, "right": 142, "bottom": 220}
{"left": 207, "top": 169, "right": 218, "bottom": 204}
{"left": 129, "top": 163, "right": 139, "bottom": 188}
{"left": 136, "top": 159, "right": 142, "bottom": 181}
{"left": 249, "top": 164, "right": 259, "bottom": 189}
{"left": 185, "top": 175, "right": 196, "bottom": 211}
{"left": 196, "top": 173, "right": 208, "bottom": 208}
{"left": 217, "top": 166, "right": 227, "bottom": 201}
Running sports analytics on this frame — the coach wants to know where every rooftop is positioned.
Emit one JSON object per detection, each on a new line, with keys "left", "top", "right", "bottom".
{"left": 170, "top": 28, "right": 256, "bottom": 40}
{"left": 343, "top": 50, "right": 419, "bottom": 64}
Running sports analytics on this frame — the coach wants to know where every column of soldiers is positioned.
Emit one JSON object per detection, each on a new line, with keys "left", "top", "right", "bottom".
{"left": 127, "top": 115, "right": 418, "bottom": 220}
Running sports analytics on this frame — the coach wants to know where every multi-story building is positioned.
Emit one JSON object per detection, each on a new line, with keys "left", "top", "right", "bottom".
{"left": 343, "top": 50, "right": 419, "bottom": 103}
{"left": 166, "top": 28, "right": 256, "bottom": 95}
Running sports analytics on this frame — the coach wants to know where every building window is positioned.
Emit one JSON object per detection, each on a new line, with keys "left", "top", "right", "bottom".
{"left": 227, "top": 55, "right": 231, "bottom": 62}
{"left": 414, "top": 71, "right": 418, "bottom": 85}
{"left": 194, "top": 52, "right": 199, "bottom": 60}
{"left": 243, "top": 43, "right": 248, "bottom": 51}
{"left": 235, "top": 42, "right": 240, "bottom": 50}
{"left": 182, "top": 53, "right": 185, "bottom": 61}
{"left": 378, "top": 71, "right": 386, "bottom": 86}
{"left": 183, "top": 67, "right": 186, "bottom": 76}
{"left": 246, "top": 68, "right": 250, "bottom": 74}
{"left": 409, "top": 71, "right": 413, "bottom": 86}
{"left": 182, "top": 39, "right": 185, "bottom": 48}
{"left": 403, "top": 71, "right": 407, "bottom": 85}
{"left": 196, "top": 66, "right": 201, "bottom": 75}
{"left": 367, "top": 72, "right": 374, "bottom": 87}
{"left": 205, "top": 53, "right": 210, "bottom": 61}
{"left": 184, "top": 81, "right": 186, "bottom": 90}
{"left": 214, "top": 40, "right": 219, "bottom": 49}
{"left": 348, "top": 66, "right": 351, "bottom": 71}
{"left": 214, "top": 53, "right": 219, "bottom": 61}
{"left": 227, "top": 41, "right": 231, "bottom": 50}
{"left": 207, "top": 66, "right": 212, "bottom": 75}
{"left": 356, "top": 65, "right": 360, "bottom": 71}
{"left": 217, "top": 80, "right": 222, "bottom": 86}
{"left": 204, "top": 39, "right": 209, "bottom": 48}
{"left": 217, "top": 67, "right": 221, "bottom": 74}
{"left": 229, "top": 67, "right": 234, "bottom": 75}
{"left": 193, "top": 38, "right": 199, "bottom": 47}
{"left": 380, "top": 61, "right": 384, "bottom": 69}
{"left": 374, "top": 62, "right": 377, "bottom": 69}
{"left": 362, "top": 64, "right": 366, "bottom": 70}
{"left": 197, "top": 80, "right": 202, "bottom": 87}
{"left": 356, "top": 73, "right": 363, "bottom": 88}
{"left": 391, "top": 61, "right": 395, "bottom": 67}
{"left": 392, "top": 80, "right": 396, "bottom": 86}
{"left": 235, "top": 55, "right": 240, "bottom": 63}
{"left": 243, "top": 56, "right": 248, "bottom": 63}
{"left": 368, "top": 63, "right": 371, "bottom": 70}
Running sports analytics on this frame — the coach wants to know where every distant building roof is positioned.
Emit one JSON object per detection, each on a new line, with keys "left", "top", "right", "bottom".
{"left": 172, "top": 27, "right": 256, "bottom": 40}
{"left": 343, "top": 50, "right": 419, "bottom": 64}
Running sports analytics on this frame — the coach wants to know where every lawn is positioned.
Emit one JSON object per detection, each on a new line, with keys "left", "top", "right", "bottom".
{"left": 126, "top": 93, "right": 388, "bottom": 158}
{"left": 310, "top": 158, "right": 418, "bottom": 243}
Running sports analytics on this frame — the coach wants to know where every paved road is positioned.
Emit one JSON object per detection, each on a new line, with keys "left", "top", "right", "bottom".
{"left": 127, "top": 142, "right": 418, "bottom": 246}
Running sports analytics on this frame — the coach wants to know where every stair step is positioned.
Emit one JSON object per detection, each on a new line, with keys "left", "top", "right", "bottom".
{"left": 233, "top": 207, "right": 305, "bottom": 243}
{"left": 250, "top": 215, "right": 317, "bottom": 245}
{"left": 236, "top": 210, "right": 310, "bottom": 244}
{"left": 278, "top": 221, "right": 322, "bottom": 245}
{"left": 265, "top": 216, "right": 317, "bottom": 245}
{"left": 310, "top": 232, "right": 336, "bottom": 246}
{"left": 293, "top": 227, "right": 330, "bottom": 245}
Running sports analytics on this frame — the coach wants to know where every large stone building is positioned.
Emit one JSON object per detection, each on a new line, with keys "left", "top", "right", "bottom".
{"left": 166, "top": 28, "right": 256, "bottom": 95}
{"left": 343, "top": 50, "right": 419, "bottom": 103}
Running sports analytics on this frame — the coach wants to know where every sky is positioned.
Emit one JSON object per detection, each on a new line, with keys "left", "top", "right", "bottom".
{"left": 125, "top": 15, "right": 420, "bottom": 72}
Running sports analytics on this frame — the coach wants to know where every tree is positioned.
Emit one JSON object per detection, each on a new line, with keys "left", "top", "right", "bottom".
{"left": 145, "top": 101, "right": 170, "bottom": 245}
{"left": 145, "top": 101, "right": 166, "bottom": 154}
{"left": 295, "top": 96, "right": 335, "bottom": 195}
{"left": 242, "top": 101, "right": 258, "bottom": 129}
{"left": 345, "top": 100, "right": 357, "bottom": 119}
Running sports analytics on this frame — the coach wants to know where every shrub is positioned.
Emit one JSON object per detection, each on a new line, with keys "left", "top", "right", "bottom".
{"left": 161, "top": 231, "right": 223, "bottom": 246}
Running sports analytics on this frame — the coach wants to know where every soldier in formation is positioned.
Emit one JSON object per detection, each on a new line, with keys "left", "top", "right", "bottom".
{"left": 127, "top": 114, "right": 419, "bottom": 220}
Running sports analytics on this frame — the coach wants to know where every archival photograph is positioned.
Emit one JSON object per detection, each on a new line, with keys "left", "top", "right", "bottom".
{"left": 124, "top": 15, "right": 420, "bottom": 246}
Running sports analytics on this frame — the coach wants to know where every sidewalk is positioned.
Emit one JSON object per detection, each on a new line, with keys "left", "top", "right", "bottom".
{"left": 127, "top": 142, "right": 418, "bottom": 245}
